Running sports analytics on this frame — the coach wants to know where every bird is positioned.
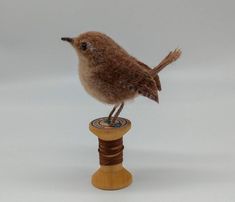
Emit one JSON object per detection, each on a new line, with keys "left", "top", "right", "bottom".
{"left": 61, "top": 31, "right": 181, "bottom": 126}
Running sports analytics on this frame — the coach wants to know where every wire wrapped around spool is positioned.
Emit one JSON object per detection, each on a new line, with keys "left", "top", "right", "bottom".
{"left": 98, "top": 138, "right": 124, "bottom": 166}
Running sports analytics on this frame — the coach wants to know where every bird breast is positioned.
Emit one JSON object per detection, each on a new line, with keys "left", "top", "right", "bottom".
{"left": 78, "top": 57, "right": 111, "bottom": 103}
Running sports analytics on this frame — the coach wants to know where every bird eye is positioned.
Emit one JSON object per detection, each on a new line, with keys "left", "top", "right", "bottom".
{"left": 80, "top": 42, "right": 87, "bottom": 51}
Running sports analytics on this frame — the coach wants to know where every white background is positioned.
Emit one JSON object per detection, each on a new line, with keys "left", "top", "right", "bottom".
{"left": 1, "top": 0, "right": 235, "bottom": 201}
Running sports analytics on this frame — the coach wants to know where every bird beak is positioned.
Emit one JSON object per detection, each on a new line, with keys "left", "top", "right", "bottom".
{"left": 61, "top": 37, "right": 74, "bottom": 44}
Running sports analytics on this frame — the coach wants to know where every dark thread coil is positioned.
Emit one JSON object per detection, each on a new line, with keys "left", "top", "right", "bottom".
{"left": 98, "top": 138, "right": 124, "bottom": 166}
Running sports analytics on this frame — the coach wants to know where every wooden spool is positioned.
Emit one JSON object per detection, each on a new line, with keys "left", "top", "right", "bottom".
{"left": 89, "top": 117, "right": 132, "bottom": 190}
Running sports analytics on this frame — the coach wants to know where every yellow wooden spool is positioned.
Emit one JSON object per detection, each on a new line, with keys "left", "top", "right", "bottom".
{"left": 89, "top": 117, "right": 132, "bottom": 190}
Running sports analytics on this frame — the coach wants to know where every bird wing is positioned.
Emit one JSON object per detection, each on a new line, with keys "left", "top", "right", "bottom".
{"left": 115, "top": 60, "right": 159, "bottom": 103}
{"left": 132, "top": 57, "right": 162, "bottom": 91}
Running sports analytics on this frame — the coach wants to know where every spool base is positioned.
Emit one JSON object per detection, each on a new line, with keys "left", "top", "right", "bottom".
{"left": 91, "top": 164, "right": 132, "bottom": 190}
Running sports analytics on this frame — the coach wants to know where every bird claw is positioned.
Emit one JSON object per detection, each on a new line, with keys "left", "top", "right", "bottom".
{"left": 104, "top": 118, "right": 112, "bottom": 124}
{"left": 110, "top": 122, "right": 122, "bottom": 128}
{"left": 105, "top": 117, "right": 122, "bottom": 128}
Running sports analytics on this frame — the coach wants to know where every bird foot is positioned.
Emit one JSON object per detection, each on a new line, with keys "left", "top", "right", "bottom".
{"left": 104, "top": 117, "right": 122, "bottom": 128}
{"left": 104, "top": 118, "right": 112, "bottom": 125}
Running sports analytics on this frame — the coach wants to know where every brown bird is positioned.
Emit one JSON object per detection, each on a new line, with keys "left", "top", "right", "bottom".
{"left": 62, "top": 31, "right": 181, "bottom": 126}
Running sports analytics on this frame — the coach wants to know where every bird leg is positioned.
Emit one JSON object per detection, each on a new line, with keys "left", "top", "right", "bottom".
{"left": 110, "top": 102, "right": 124, "bottom": 126}
{"left": 107, "top": 105, "right": 118, "bottom": 123}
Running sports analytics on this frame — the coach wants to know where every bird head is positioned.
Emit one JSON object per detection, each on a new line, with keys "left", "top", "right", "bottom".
{"left": 61, "top": 31, "right": 126, "bottom": 65}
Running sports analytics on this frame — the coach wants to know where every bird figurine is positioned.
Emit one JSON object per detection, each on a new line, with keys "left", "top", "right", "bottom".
{"left": 62, "top": 31, "right": 181, "bottom": 126}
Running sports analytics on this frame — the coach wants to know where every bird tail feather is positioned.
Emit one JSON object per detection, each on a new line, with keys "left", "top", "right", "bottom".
{"left": 151, "top": 48, "right": 182, "bottom": 76}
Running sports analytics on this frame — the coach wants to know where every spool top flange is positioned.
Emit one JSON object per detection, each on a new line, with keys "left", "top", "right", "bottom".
{"left": 89, "top": 117, "right": 131, "bottom": 141}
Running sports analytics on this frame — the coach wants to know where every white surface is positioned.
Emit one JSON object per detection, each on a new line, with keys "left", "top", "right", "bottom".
{"left": 1, "top": 0, "right": 235, "bottom": 201}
